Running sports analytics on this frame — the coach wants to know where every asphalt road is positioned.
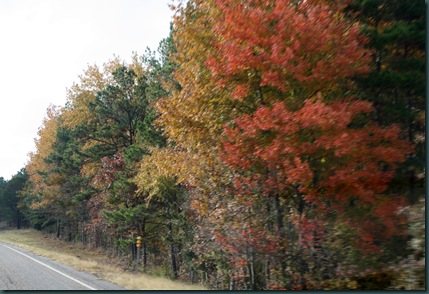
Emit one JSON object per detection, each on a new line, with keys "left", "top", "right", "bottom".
{"left": 0, "top": 242, "right": 124, "bottom": 290}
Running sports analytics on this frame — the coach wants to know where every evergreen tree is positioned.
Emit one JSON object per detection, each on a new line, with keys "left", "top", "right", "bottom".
{"left": 345, "top": 0, "right": 425, "bottom": 203}
{"left": 0, "top": 169, "right": 28, "bottom": 229}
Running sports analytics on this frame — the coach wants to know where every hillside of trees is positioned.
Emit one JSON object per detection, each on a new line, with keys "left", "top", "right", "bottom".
{"left": 0, "top": 0, "right": 425, "bottom": 290}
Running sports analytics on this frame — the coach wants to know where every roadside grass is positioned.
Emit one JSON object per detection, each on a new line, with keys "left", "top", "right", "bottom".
{"left": 0, "top": 228, "right": 207, "bottom": 290}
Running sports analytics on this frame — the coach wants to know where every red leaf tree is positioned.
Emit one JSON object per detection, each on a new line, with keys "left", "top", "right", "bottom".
{"left": 207, "top": 0, "right": 371, "bottom": 102}
{"left": 202, "top": 0, "right": 414, "bottom": 288}
{"left": 222, "top": 98, "right": 412, "bottom": 244}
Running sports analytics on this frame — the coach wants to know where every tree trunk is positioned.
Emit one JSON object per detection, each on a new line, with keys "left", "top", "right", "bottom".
{"left": 274, "top": 194, "right": 290, "bottom": 288}
{"left": 168, "top": 221, "right": 178, "bottom": 279}
{"left": 16, "top": 210, "right": 22, "bottom": 230}
{"left": 56, "top": 219, "right": 61, "bottom": 239}
{"left": 131, "top": 242, "right": 137, "bottom": 261}
{"left": 142, "top": 218, "right": 147, "bottom": 270}
{"left": 68, "top": 222, "right": 72, "bottom": 242}
{"left": 246, "top": 247, "right": 256, "bottom": 290}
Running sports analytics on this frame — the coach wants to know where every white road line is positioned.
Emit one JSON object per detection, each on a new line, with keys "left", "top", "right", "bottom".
{"left": 2, "top": 244, "right": 97, "bottom": 290}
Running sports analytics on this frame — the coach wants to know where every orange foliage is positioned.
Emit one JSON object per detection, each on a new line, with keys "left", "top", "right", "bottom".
{"left": 222, "top": 99, "right": 412, "bottom": 250}
{"left": 25, "top": 105, "right": 62, "bottom": 208}
{"left": 207, "top": 0, "right": 371, "bottom": 101}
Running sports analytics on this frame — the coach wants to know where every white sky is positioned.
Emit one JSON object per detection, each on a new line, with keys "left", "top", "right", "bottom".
{"left": 0, "top": 0, "right": 175, "bottom": 180}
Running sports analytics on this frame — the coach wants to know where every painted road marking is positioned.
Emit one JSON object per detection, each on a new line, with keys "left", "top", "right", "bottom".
{"left": 2, "top": 244, "right": 97, "bottom": 290}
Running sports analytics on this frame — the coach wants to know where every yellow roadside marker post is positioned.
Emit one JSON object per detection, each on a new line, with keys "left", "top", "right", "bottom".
{"left": 136, "top": 236, "right": 142, "bottom": 266}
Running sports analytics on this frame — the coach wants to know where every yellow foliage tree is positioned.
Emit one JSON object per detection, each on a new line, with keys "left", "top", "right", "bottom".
{"left": 26, "top": 105, "right": 62, "bottom": 209}
{"left": 152, "top": 0, "right": 247, "bottom": 201}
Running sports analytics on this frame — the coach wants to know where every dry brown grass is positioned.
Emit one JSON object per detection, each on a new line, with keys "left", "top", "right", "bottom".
{"left": 0, "top": 229, "right": 207, "bottom": 290}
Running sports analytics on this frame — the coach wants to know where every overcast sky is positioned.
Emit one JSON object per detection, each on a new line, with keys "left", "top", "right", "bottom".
{"left": 0, "top": 0, "right": 175, "bottom": 180}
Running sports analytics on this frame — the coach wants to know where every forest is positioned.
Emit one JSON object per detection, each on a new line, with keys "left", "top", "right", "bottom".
{"left": 0, "top": 0, "right": 425, "bottom": 290}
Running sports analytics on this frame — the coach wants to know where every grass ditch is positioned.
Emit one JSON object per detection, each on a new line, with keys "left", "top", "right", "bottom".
{"left": 0, "top": 228, "right": 207, "bottom": 290}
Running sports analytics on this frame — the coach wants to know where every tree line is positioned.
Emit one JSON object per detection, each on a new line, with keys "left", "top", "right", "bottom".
{"left": 0, "top": 0, "right": 425, "bottom": 290}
